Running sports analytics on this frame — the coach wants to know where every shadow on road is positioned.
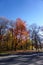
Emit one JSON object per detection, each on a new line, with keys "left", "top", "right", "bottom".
{"left": 0, "top": 52, "right": 43, "bottom": 65}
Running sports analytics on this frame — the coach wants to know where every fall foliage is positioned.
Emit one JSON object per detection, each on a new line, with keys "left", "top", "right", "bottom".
{"left": 0, "top": 17, "right": 42, "bottom": 51}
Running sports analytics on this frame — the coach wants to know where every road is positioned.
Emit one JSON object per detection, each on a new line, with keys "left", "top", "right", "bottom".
{"left": 0, "top": 52, "right": 43, "bottom": 65}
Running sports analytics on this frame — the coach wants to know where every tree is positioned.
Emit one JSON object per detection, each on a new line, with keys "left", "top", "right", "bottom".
{"left": 13, "top": 18, "right": 29, "bottom": 50}
{"left": 29, "top": 23, "right": 41, "bottom": 50}
{"left": 0, "top": 17, "right": 9, "bottom": 50}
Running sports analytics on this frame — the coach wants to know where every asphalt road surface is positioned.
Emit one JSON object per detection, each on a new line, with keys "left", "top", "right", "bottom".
{"left": 0, "top": 53, "right": 43, "bottom": 65}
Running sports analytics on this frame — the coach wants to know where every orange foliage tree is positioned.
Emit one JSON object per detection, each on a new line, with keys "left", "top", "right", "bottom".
{"left": 13, "top": 18, "right": 29, "bottom": 50}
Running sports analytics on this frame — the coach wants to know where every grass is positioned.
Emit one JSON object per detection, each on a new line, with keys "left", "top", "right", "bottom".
{"left": 0, "top": 49, "right": 43, "bottom": 56}
{"left": 0, "top": 50, "right": 40, "bottom": 54}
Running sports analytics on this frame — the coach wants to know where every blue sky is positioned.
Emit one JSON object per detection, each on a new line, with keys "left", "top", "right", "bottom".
{"left": 0, "top": 0, "right": 43, "bottom": 26}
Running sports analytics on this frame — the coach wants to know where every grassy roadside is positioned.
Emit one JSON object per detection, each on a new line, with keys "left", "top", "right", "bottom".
{"left": 0, "top": 50, "right": 43, "bottom": 55}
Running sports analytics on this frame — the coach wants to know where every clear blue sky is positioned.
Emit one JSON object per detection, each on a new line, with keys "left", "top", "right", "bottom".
{"left": 0, "top": 0, "right": 43, "bottom": 26}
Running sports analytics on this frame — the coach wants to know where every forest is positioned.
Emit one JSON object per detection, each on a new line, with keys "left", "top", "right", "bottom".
{"left": 0, "top": 17, "right": 43, "bottom": 51}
